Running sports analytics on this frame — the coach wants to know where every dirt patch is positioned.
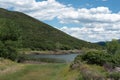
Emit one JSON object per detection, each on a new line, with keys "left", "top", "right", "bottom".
{"left": 0, "top": 64, "right": 24, "bottom": 75}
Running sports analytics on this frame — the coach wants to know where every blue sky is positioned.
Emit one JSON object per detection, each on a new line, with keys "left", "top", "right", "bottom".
{"left": 0, "top": 0, "right": 120, "bottom": 42}
{"left": 58, "top": 0, "right": 120, "bottom": 12}
{"left": 43, "top": 0, "right": 120, "bottom": 28}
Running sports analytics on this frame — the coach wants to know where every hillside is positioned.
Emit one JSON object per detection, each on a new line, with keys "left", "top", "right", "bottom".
{"left": 0, "top": 8, "right": 100, "bottom": 50}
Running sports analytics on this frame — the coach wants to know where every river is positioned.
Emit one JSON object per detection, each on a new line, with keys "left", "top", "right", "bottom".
{"left": 27, "top": 53, "right": 79, "bottom": 63}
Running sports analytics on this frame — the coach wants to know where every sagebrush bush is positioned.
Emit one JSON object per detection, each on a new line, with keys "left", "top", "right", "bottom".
{"left": 78, "top": 64, "right": 107, "bottom": 80}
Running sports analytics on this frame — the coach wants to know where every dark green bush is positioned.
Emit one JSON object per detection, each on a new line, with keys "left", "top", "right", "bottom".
{"left": 79, "top": 50, "right": 112, "bottom": 66}
{"left": 75, "top": 49, "right": 120, "bottom": 68}
{"left": 0, "top": 41, "right": 18, "bottom": 61}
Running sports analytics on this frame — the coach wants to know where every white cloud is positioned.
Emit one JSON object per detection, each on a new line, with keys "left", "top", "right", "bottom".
{"left": 60, "top": 24, "right": 120, "bottom": 42}
{"left": 0, "top": 0, "right": 65, "bottom": 20}
{"left": 59, "top": 7, "right": 120, "bottom": 24}
{"left": 0, "top": 0, "right": 120, "bottom": 42}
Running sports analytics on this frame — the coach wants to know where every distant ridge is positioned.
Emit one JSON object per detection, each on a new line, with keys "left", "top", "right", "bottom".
{"left": 97, "top": 42, "right": 106, "bottom": 46}
{"left": 96, "top": 39, "right": 120, "bottom": 46}
{"left": 0, "top": 8, "right": 100, "bottom": 50}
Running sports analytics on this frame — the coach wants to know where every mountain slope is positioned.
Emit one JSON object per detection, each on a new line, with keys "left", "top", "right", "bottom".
{"left": 0, "top": 8, "right": 100, "bottom": 50}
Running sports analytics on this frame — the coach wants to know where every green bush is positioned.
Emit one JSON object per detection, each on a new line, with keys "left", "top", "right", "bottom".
{"left": 112, "top": 52, "right": 120, "bottom": 67}
{"left": 106, "top": 39, "right": 119, "bottom": 54}
{"left": 79, "top": 50, "right": 112, "bottom": 66}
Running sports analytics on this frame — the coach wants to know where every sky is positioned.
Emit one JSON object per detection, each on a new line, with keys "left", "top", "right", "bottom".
{"left": 0, "top": 0, "right": 120, "bottom": 42}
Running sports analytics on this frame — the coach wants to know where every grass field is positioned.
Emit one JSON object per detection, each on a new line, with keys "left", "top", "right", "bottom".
{"left": 0, "top": 60, "right": 80, "bottom": 80}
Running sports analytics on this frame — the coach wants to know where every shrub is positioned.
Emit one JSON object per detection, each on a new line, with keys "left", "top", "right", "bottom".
{"left": 77, "top": 64, "right": 107, "bottom": 80}
{"left": 112, "top": 52, "right": 120, "bottom": 67}
{"left": 79, "top": 50, "right": 112, "bottom": 66}
{"left": 106, "top": 39, "right": 119, "bottom": 54}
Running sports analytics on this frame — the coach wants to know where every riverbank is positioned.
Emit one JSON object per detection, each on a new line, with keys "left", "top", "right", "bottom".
{"left": 23, "top": 50, "right": 82, "bottom": 55}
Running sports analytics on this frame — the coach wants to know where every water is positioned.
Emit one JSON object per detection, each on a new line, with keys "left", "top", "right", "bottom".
{"left": 28, "top": 53, "right": 79, "bottom": 63}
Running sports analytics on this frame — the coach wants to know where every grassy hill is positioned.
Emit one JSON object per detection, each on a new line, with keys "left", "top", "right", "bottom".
{"left": 0, "top": 8, "right": 100, "bottom": 50}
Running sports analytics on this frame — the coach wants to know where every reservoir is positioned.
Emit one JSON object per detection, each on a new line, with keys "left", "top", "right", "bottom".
{"left": 27, "top": 53, "right": 79, "bottom": 63}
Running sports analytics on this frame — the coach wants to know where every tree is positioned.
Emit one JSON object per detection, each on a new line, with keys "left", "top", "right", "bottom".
{"left": 106, "top": 39, "right": 119, "bottom": 54}
{"left": 55, "top": 42, "right": 62, "bottom": 50}
{"left": 0, "top": 20, "right": 21, "bottom": 61}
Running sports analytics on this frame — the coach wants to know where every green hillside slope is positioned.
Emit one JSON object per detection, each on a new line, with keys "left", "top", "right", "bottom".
{"left": 0, "top": 8, "right": 100, "bottom": 50}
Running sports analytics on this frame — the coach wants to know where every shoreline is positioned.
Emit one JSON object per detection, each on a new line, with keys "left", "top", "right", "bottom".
{"left": 23, "top": 50, "right": 82, "bottom": 55}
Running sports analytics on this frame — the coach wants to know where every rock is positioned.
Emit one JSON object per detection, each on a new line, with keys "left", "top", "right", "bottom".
{"left": 114, "top": 67, "right": 120, "bottom": 72}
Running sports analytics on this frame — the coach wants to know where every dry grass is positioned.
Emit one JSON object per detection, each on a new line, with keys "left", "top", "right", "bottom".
{"left": 79, "top": 63, "right": 108, "bottom": 80}
{"left": 0, "top": 58, "right": 24, "bottom": 75}
{"left": 0, "top": 61, "right": 80, "bottom": 80}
